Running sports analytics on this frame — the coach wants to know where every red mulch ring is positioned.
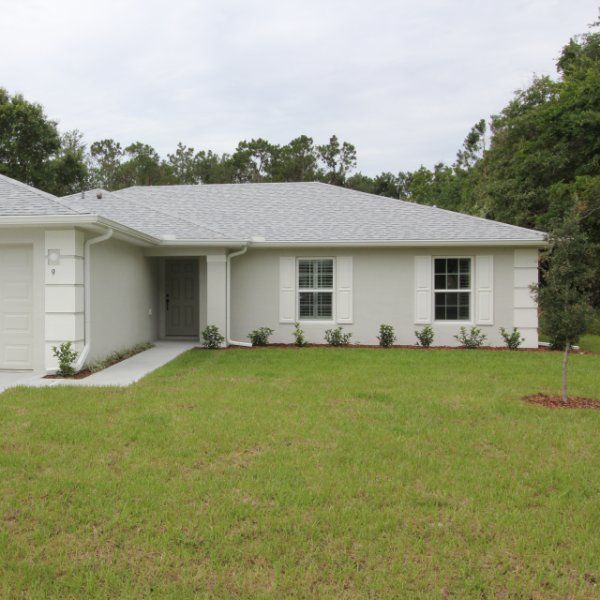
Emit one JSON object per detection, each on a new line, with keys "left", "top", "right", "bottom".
{"left": 523, "top": 394, "right": 600, "bottom": 409}
{"left": 44, "top": 369, "right": 92, "bottom": 380}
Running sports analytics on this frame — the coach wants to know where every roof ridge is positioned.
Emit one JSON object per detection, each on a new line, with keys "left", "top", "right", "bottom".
{"left": 111, "top": 189, "right": 231, "bottom": 239}
{"left": 121, "top": 181, "right": 323, "bottom": 191}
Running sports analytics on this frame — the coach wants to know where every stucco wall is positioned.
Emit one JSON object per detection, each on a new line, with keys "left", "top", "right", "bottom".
{"left": 0, "top": 228, "right": 45, "bottom": 370}
{"left": 88, "top": 237, "right": 158, "bottom": 363}
{"left": 230, "top": 246, "right": 538, "bottom": 348}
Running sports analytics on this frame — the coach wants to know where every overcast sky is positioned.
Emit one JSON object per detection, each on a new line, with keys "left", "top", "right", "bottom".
{"left": 0, "top": 0, "right": 597, "bottom": 175}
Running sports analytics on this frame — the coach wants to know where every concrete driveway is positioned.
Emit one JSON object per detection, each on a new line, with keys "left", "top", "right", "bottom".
{"left": 0, "top": 371, "right": 43, "bottom": 394}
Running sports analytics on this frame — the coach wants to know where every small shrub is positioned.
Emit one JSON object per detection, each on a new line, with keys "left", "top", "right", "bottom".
{"left": 293, "top": 322, "right": 306, "bottom": 347}
{"left": 248, "top": 327, "right": 274, "bottom": 346}
{"left": 202, "top": 325, "right": 224, "bottom": 349}
{"left": 500, "top": 327, "right": 524, "bottom": 350}
{"left": 324, "top": 326, "right": 352, "bottom": 346}
{"left": 415, "top": 325, "right": 434, "bottom": 348}
{"left": 52, "top": 341, "right": 78, "bottom": 376}
{"left": 455, "top": 326, "right": 487, "bottom": 349}
{"left": 377, "top": 324, "right": 396, "bottom": 348}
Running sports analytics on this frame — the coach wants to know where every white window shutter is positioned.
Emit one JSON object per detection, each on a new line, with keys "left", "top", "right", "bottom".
{"left": 279, "top": 257, "right": 296, "bottom": 323}
{"left": 475, "top": 255, "right": 494, "bottom": 325}
{"left": 336, "top": 256, "right": 353, "bottom": 323}
{"left": 414, "top": 255, "right": 432, "bottom": 324}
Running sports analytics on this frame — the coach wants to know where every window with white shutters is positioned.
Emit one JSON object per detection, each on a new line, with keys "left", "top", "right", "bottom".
{"left": 297, "top": 259, "right": 333, "bottom": 320}
{"left": 434, "top": 258, "right": 472, "bottom": 321}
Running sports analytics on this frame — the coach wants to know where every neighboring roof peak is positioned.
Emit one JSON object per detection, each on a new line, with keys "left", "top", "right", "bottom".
{"left": 0, "top": 173, "right": 57, "bottom": 199}
{"left": 0, "top": 174, "right": 88, "bottom": 217}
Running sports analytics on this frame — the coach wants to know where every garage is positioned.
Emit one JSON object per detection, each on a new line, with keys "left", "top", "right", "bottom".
{"left": 0, "top": 245, "right": 34, "bottom": 370}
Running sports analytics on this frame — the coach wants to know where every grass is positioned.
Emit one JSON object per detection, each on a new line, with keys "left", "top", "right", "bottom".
{"left": 580, "top": 334, "right": 600, "bottom": 353}
{"left": 1, "top": 347, "right": 599, "bottom": 598}
{"left": 538, "top": 333, "right": 600, "bottom": 353}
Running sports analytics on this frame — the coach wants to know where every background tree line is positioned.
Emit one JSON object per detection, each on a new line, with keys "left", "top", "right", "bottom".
{"left": 1, "top": 23, "right": 598, "bottom": 307}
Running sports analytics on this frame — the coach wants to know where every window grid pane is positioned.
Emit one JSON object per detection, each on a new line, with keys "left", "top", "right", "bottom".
{"left": 299, "top": 291, "right": 332, "bottom": 319}
{"left": 315, "top": 291, "right": 332, "bottom": 318}
{"left": 316, "top": 260, "right": 333, "bottom": 289}
{"left": 299, "top": 292, "right": 314, "bottom": 318}
{"left": 434, "top": 258, "right": 471, "bottom": 291}
{"left": 298, "top": 260, "right": 315, "bottom": 289}
{"left": 435, "top": 291, "right": 470, "bottom": 321}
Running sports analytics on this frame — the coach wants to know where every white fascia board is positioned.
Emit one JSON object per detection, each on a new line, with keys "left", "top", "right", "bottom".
{"left": 157, "top": 238, "right": 249, "bottom": 248}
{"left": 242, "top": 239, "right": 548, "bottom": 248}
{"left": 0, "top": 214, "right": 99, "bottom": 226}
{"left": 151, "top": 237, "right": 547, "bottom": 249}
{"left": 0, "top": 215, "right": 160, "bottom": 246}
{"left": 95, "top": 217, "right": 159, "bottom": 245}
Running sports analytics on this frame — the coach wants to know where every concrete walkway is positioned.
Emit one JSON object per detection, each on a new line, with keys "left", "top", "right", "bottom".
{"left": 0, "top": 341, "right": 196, "bottom": 393}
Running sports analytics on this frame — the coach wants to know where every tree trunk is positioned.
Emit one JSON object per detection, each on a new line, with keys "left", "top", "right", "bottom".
{"left": 562, "top": 342, "right": 571, "bottom": 404}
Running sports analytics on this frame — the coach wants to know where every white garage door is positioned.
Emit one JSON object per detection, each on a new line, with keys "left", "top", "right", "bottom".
{"left": 0, "top": 245, "right": 34, "bottom": 370}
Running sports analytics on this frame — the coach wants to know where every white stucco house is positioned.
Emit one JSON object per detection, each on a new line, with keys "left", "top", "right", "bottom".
{"left": 0, "top": 173, "right": 546, "bottom": 372}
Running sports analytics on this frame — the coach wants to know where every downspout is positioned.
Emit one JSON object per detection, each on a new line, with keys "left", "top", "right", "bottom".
{"left": 226, "top": 244, "right": 252, "bottom": 347}
{"left": 74, "top": 227, "right": 114, "bottom": 371}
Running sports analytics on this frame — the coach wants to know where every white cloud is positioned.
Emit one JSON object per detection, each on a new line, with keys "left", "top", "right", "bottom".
{"left": 0, "top": 0, "right": 596, "bottom": 174}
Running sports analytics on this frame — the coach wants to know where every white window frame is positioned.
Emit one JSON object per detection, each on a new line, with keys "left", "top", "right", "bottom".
{"left": 432, "top": 255, "right": 474, "bottom": 324}
{"left": 296, "top": 257, "right": 336, "bottom": 323}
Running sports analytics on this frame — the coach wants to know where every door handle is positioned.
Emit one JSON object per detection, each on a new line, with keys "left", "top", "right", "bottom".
{"left": 166, "top": 293, "right": 170, "bottom": 311}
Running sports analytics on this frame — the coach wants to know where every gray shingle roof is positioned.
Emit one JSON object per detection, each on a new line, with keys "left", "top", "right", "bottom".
{"left": 61, "top": 189, "right": 226, "bottom": 240}
{"left": 4, "top": 176, "right": 545, "bottom": 244}
{"left": 97, "top": 182, "right": 545, "bottom": 243}
{"left": 0, "top": 174, "right": 84, "bottom": 216}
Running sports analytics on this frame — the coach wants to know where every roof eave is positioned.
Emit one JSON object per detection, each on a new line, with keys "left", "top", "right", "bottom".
{"left": 238, "top": 238, "right": 548, "bottom": 248}
{"left": 0, "top": 215, "right": 160, "bottom": 246}
{"left": 0, "top": 216, "right": 548, "bottom": 248}
{"left": 0, "top": 214, "right": 99, "bottom": 227}
{"left": 141, "top": 237, "right": 549, "bottom": 248}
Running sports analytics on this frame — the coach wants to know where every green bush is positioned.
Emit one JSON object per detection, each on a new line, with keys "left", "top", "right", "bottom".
{"left": 455, "top": 326, "right": 487, "bottom": 349}
{"left": 248, "top": 327, "right": 274, "bottom": 346}
{"left": 500, "top": 327, "right": 524, "bottom": 350}
{"left": 202, "top": 325, "right": 224, "bottom": 349}
{"left": 415, "top": 325, "right": 434, "bottom": 348}
{"left": 293, "top": 322, "right": 306, "bottom": 347}
{"left": 324, "top": 327, "right": 352, "bottom": 346}
{"left": 377, "top": 324, "right": 396, "bottom": 348}
{"left": 588, "top": 309, "right": 600, "bottom": 335}
{"left": 52, "top": 341, "right": 78, "bottom": 376}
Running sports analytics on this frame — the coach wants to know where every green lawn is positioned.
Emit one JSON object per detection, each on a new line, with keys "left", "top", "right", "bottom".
{"left": 580, "top": 334, "right": 600, "bottom": 353}
{"left": 1, "top": 348, "right": 599, "bottom": 598}
{"left": 538, "top": 333, "right": 600, "bottom": 353}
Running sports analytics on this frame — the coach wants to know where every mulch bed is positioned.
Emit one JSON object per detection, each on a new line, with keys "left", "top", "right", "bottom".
{"left": 523, "top": 394, "right": 600, "bottom": 409}
{"left": 44, "top": 369, "right": 92, "bottom": 380}
{"left": 44, "top": 344, "right": 155, "bottom": 380}
{"left": 199, "top": 343, "right": 568, "bottom": 353}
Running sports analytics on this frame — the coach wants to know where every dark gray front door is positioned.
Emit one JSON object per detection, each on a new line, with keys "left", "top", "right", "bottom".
{"left": 165, "top": 259, "right": 199, "bottom": 337}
